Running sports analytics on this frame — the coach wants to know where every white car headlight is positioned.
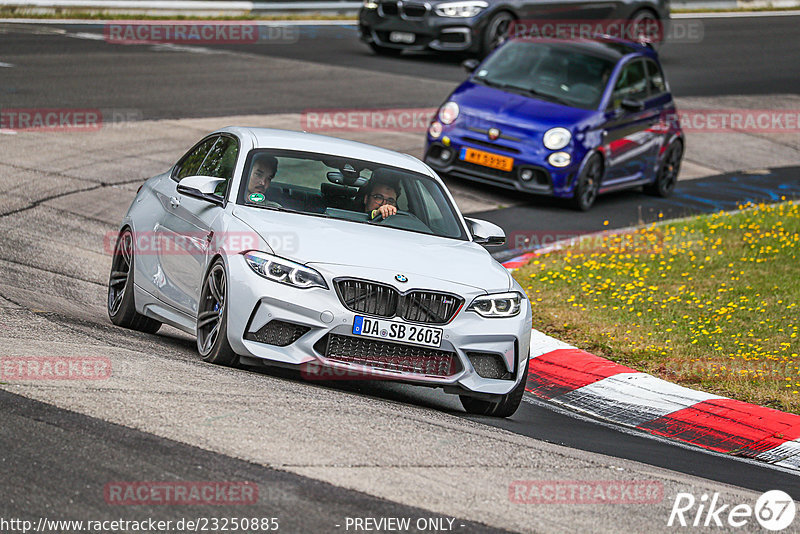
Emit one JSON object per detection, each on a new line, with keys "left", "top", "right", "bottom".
{"left": 363, "top": 0, "right": 379, "bottom": 8}
{"left": 438, "top": 101, "right": 459, "bottom": 125}
{"left": 543, "top": 127, "right": 571, "bottom": 150}
{"left": 434, "top": 0, "right": 487, "bottom": 17}
{"left": 243, "top": 251, "right": 328, "bottom": 290}
{"left": 467, "top": 292, "right": 523, "bottom": 318}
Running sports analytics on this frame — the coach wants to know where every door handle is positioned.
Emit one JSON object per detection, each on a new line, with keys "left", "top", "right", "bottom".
{"left": 169, "top": 196, "right": 180, "bottom": 209}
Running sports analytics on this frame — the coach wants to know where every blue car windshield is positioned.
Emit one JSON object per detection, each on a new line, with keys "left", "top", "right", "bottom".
{"left": 474, "top": 41, "right": 615, "bottom": 110}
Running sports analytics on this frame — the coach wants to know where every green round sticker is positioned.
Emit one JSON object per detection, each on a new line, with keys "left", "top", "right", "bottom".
{"left": 249, "top": 193, "right": 265, "bottom": 203}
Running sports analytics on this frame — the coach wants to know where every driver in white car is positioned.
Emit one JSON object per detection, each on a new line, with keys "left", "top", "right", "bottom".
{"left": 362, "top": 176, "right": 400, "bottom": 220}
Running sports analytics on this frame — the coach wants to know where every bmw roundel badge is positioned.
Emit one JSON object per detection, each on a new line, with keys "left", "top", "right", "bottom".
{"left": 395, "top": 274, "right": 408, "bottom": 283}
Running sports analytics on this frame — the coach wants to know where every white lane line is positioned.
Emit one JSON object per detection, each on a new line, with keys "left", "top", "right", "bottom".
{"left": 673, "top": 10, "right": 800, "bottom": 18}
{"left": 67, "top": 31, "right": 105, "bottom": 40}
{"left": 0, "top": 61, "right": 14, "bottom": 67}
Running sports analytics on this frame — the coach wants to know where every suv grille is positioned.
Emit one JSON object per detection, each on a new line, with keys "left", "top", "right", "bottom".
{"left": 335, "top": 279, "right": 463, "bottom": 324}
{"left": 402, "top": 3, "right": 427, "bottom": 17}
{"left": 314, "top": 334, "right": 459, "bottom": 377}
{"left": 380, "top": 0, "right": 399, "bottom": 15}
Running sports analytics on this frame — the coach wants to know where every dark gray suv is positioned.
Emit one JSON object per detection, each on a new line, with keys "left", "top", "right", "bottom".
{"left": 359, "top": 0, "right": 670, "bottom": 56}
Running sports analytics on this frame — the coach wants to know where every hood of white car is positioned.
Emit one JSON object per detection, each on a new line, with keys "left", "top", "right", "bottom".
{"left": 232, "top": 207, "right": 510, "bottom": 293}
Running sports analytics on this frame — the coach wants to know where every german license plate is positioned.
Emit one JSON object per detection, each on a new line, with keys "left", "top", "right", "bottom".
{"left": 353, "top": 316, "right": 442, "bottom": 348}
{"left": 460, "top": 147, "right": 514, "bottom": 172}
{"left": 389, "top": 31, "right": 415, "bottom": 44}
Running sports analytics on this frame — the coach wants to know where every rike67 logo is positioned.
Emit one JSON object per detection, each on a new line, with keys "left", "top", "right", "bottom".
{"left": 668, "top": 490, "right": 796, "bottom": 531}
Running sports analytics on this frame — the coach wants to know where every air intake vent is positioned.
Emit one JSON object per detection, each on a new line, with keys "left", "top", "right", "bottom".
{"left": 245, "top": 320, "right": 310, "bottom": 347}
{"left": 466, "top": 352, "right": 512, "bottom": 379}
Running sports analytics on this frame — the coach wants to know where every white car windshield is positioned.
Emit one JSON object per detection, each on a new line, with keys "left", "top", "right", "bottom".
{"left": 236, "top": 149, "right": 468, "bottom": 240}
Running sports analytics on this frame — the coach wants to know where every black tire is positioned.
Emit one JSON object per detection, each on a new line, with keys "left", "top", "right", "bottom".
{"left": 645, "top": 140, "right": 683, "bottom": 197}
{"left": 107, "top": 229, "right": 162, "bottom": 334}
{"left": 628, "top": 9, "right": 662, "bottom": 48}
{"left": 480, "top": 11, "right": 514, "bottom": 57}
{"left": 571, "top": 154, "right": 603, "bottom": 211}
{"left": 369, "top": 43, "right": 403, "bottom": 57}
{"left": 197, "top": 259, "right": 239, "bottom": 367}
{"left": 460, "top": 355, "right": 529, "bottom": 418}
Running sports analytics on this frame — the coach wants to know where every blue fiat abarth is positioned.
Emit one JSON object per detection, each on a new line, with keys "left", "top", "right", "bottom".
{"left": 424, "top": 36, "right": 685, "bottom": 210}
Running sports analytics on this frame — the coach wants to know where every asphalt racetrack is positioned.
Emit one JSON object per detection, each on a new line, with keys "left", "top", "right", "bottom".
{"left": 0, "top": 14, "right": 799, "bottom": 533}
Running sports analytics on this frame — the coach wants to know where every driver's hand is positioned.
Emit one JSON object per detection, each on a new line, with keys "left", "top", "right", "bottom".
{"left": 372, "top": 204, "right": 397, "bottom": 219}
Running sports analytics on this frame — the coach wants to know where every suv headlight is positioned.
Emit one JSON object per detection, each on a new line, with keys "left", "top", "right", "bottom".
{"left": 434, "top": 0, "right": 487, "bottom": 17}
{"left": 243, "top": 251, "right": 328, "bottom": 290}
{"left": 543, "top": 127, "right": 571, "bottom": 150}
{"left": 467, "top": 292, "right": 522, "bottom": 318}
{"left": 363, "top": 0, "right": 379, "bottom": 8}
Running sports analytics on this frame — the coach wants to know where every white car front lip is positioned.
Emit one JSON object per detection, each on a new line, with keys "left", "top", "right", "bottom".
{"left": 226, "top": 255, "right": 531, "bottom": 395}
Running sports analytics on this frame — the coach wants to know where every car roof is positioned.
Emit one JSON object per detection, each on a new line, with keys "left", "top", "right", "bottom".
{"left": 216, "top": 127, "right": 434, "bottom": 177}
{"left": 507, "top": 36, "right": 654, "bottom": 62}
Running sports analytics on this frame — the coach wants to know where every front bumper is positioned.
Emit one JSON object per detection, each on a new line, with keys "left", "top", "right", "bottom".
{"left": 226, "top": 255, "right": 531, "bottom": 396}
{"left": 359, "top": 6, "right": 485, "bottom": 52}
{"left": 424, "top": 128, "right": 584, "bottom": 198}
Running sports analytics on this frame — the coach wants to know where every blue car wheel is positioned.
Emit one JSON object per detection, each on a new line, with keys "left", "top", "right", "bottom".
{"left": 571, "top": 154, "right": 603, "bottom": 211}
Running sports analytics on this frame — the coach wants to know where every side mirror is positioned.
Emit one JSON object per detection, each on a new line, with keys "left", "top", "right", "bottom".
{"left": 465, "top": 217, "right": 505, "bottom": 246}
{"left": 620, "top": 98, "right": 644, "bottom": 112}
{"left": 176, "top": 176, "right": 226, "bottom": 205}
{"left": 461, "top": 58, "right": 480, "bottom": 74}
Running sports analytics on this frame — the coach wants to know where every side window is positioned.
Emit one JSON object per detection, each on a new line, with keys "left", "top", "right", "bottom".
{"left": 197, "top": 136, "right": 239, "bottom": 197}
{"left": 611, "top": 60, "right": 648, "bottom": 107}
{"left": 198, "top": 136, "right": 239, "bottom": 180}
{"left": 173, "top": 137, "right": 217, "bottom": 182}
{"left": 646, "top": 59, "right": 667, "bottom": 95}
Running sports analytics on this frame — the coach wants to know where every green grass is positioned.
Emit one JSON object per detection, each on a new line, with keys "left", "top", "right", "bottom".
{"left": 514, "top": 201, "right": 800, "bottom": 413}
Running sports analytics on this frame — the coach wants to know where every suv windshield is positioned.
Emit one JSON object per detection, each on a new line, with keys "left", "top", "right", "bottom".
{"left": 474, "top": 41, "right": 616, "bottom": 110}
{"left": 236, "top": 150, "right": 468, "bottom": 240}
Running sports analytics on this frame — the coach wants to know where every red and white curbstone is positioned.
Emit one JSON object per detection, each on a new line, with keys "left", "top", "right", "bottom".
{"left": 525, "top": 329, "right": 800, "bottom": 471}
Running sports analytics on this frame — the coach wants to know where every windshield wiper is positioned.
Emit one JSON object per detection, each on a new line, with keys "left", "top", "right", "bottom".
{"left": 521, "top": 87, "right": 572, "bottom": 106}
{"left": 476, "top": 78, "right": 572, "bottom": 106}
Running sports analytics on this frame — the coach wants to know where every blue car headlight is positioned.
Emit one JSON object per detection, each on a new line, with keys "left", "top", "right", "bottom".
{"left": 243, "top": 251, "right": 328, "bottom": 290}
{"left": 438, "top": 101, "right": 459, "bottom": 125}
{"left": 543, "top": 127, "right": 571, "bottom": 150}
{"left": 434, "top": 1, "right": 487, "bottom": 17}
{"left": 467, "top": 292, "right": 523, "bottom": 318}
